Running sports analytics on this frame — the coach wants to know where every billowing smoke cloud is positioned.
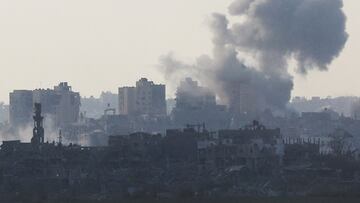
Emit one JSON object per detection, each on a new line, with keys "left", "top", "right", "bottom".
{"left": 159, "top": 0, "right": 348, "bottom": 112}
{"left": 228, "top": 0, "right": 348, "bottom": 73}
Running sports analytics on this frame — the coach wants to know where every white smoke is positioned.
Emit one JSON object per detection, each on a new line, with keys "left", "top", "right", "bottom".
{"left": 0, "top": 114, "right": 69, "bottom": 144}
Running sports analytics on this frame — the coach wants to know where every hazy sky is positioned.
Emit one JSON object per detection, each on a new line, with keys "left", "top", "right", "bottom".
{"left": 0, "top": 0, "right": 358, "bottom": 103}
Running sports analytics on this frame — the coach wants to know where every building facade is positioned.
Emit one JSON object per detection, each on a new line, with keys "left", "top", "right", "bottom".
{"left": 118, "top": 78, "right": 166, "bottom": 116}
{"left": 10, "top": 82, "right": 80, "bottom": 128}
{"left": 9, "top": 90, "right": 34, "bottom": 127}
{"left": 118, "top": 87, "right": 136, "bottom": 116}
{"left": 228, "top": 82, "right": 266, "bottom": 119}
{"left": 52, "top": 82, "right": 81, "bottom": 127}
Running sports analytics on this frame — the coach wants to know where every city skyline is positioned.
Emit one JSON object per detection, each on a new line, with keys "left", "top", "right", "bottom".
{"left": 2, "top": 1, "right": 360, "bottom": 199}
{"left": 0, "top": 0, "right": 358, "bottom": 103}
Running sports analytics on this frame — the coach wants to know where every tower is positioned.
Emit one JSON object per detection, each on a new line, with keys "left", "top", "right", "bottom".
{"left": 31, "top": 103, "right": 44, "bottom": 145}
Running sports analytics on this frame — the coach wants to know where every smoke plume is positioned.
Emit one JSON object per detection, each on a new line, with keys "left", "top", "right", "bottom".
{"left": 0, "top": 115, "right": 72, "bottom": 145}
{"left": 159, "top": 0, "right": 348, "bottom": 111}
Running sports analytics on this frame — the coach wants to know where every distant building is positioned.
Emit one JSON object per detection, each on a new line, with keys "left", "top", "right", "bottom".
{"left": 81, "top": 96, "right": 101, "bottom": 118}
{"left": 229, "top": 82, "right": 264, "bottom": 118}
{"left": 102, "top": 114, "right": 133, "bottom": 136}
{"left": 81, "top": 92, "right": 118, "bottom": 119}
{"left": 10, "top": 82, "right": 80, "bottom": 128}
{"left": 118, "top": 87, "right": 136, "bottom": 115}
{"left": 9, "top": 90, "right": 33, "bottom": 127}
{"left": 53, "top": 82, "right": 81, "bottom": 127}
{"left": 175, "top": 78, "right": 216, "bottom": 110}
{"left": 290, "top": 96, "right": 359, "bottom": 117}
{"left": 301, "top": 112, "right": 332, "bottom": 121}
{"left": 118, "top": 78, "right": 166, "bottom": 116}
{"left": 136, "top": 78, "right": 166, "bottom": 116}
{"left": 0, "top": 103, "right": 9, "bottom": 123}
{"left": 172, "top": 78, "right": 229, "bottom": 130}
{"left": 215, "top": 121, "right": 284, "bottom": 172}
{"left": 108, "top": 132, "right": 162, "bottom": 156}
{"left": 100, "top": 91, "right": 118, "bottom": 111}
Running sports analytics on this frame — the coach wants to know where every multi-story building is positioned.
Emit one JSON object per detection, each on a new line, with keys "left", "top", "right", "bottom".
{"left": 172, "top": 78, "right": 229, "bottom": 130}
{"left": 100, "top": 91, "right": 118, "bottom": 111}
{"left": 229, "top": 82, "right": 264, "bottom": 118}
{"left": 118, "top": 87, "right": 136, "bottom": 116}
{"left": 118, "top": 78, "right": 166, "bottom": 116}
{"left": 52, "top": 82, "right": 81, "bottom": 127}
{"left": 9, "top": 90, "right": 34, "bottom": 127}
{"left": 80, "top": 91, "right": 118, "bottom": 119}
{"left": 10, "top": 82, "right": 80, "bottom": 128}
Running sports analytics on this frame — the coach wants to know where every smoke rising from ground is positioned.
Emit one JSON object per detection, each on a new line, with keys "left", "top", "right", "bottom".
{"left": 0, "top": 115, "right": 71, "bottom": 145}
{"left": 159, "top": 0, "right": 348, "bottom": 110}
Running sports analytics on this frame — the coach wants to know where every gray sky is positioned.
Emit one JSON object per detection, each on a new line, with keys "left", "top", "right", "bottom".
{"left": 0, "top": 0, "right": 358, "bottom": 103}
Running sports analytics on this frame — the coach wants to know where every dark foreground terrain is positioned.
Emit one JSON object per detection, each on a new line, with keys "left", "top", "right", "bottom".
{"left": 3, "top": 197, "right": 360, "bottom": 203}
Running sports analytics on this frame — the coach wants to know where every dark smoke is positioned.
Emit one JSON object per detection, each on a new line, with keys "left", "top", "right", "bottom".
{"left": 159, "top": 0, "right": 348, "bottom": 111}
{"left": 228, "top": 0, "right": 348, "bottom": 73}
